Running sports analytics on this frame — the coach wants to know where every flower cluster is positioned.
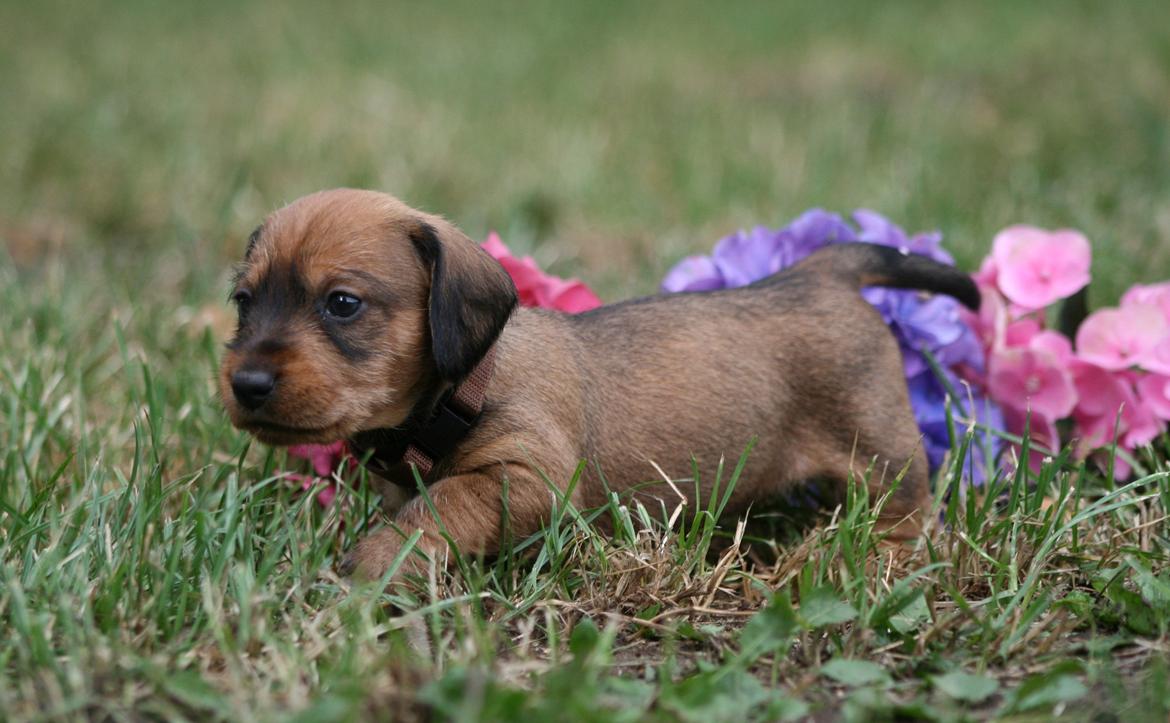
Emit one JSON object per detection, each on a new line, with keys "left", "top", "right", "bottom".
{"left": 966, "top": 226, "right": 1170, "bottom": 477}
{"left": 663, "top": 210, "right": 1000, "bottom": 483}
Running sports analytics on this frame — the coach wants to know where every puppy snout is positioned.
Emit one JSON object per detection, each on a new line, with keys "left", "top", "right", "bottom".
{"left": 230, "top": 368, "right": 276, "bottom": 410}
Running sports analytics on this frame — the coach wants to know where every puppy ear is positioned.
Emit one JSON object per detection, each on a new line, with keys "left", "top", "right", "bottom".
{"left": 410, "top": 220, "right": 518, "bottom": 382}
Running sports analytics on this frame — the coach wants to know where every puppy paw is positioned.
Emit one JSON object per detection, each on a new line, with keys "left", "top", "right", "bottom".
{"left": 339, "top": 527, "right": 430, "bottom": 582}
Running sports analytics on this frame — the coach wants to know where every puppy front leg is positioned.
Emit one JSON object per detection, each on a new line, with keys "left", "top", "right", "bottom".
{"left": 341, "top": 466, "right": 554, "bottom": 582}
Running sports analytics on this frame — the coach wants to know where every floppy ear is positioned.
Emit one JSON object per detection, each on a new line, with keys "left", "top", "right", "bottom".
{"left": 410, "top": 220, "right": 519, "bottom": 382}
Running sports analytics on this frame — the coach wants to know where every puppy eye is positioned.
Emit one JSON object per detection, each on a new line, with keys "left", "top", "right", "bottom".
{"left": 232, "top": 289, "right": 252, "bottom": 315}
{"left": 325, "top": 291, "right": 362, "bottom": 319}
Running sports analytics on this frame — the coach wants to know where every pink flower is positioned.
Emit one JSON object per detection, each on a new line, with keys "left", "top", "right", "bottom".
{"left": 1071, "top": 363, "right": 1128, "bottom": 447}
{"left": 1121, "top": 403, "right": 1162, "bottom": 450}
{"left": 1075, "top": 304, "right": 1168, "bottom": 371}
{"left": 972, "top": 256, "right": 999, "bottom": 290}
{"left": 1121, "top": 282, "right": 1170, "bottom": 320}
{"left": 986, "top": 329, "right": 1079, "bottom": 473}
{"left": 1070, "top": 362, "right": 1164, "bottom": 478}
{"left": 1001, "top": 404, "right": 1061, "bottom": 474}
{"left": 1029, "top": 329, "right": 1074, "bottom": 364}
{"left": 1136, "top": 373, "right": 1170, "bottom": 420}
{"left": 288, "top": 441, "right": 348, "bottom": 477}
{"left": 481, "top": 233, "right": 602, "bottom": 313}
{"left": 287, "top": 441, "right": 349, "bottom": 507}
{"left": 1003, "top": 317, "right": 1044, "bottom": 348}
{"left": 991, "top": 226, "right": 1091, "bottom": 310}
{"left": 987, "top": 337, "right": 1077, "bottom": 421}
{"left": 1143, "top": 338, "right": 1170, "bottom": 376}
{"left": 959, "top": 278, "right": 1007, "bottom": 359}
{"left": 1117, "top": 284, "right": 1170, "bottom": 374}
{"left": 286, "top": 474, "right": 338, "bottom": 507}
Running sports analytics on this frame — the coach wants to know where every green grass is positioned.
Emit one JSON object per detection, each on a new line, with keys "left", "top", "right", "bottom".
{"left": 2, "top": 1, "right": 1170, "bottom": 720}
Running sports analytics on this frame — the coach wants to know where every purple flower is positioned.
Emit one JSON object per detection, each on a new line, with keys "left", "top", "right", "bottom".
{"left": 661, "top": 255, "right": 725, "bottom": 292}
{"left": 908, "top": 371, "right": 952, "bottom": 470}
{"left": 662, "top": 209, "right": 854, "bottom": 293}
{"left": 863, "top": 289, "right": 985, "bottom": 377}
{"left": 779, "top": 208, "right": 856, "bottom": 265}
{"left": 853, "top": 209, "right": 954, "bottom": 265}
{"left": 909, "top": 369, "right": 1003, "bottom": 487}
{"left": 711, "top": 226, "right": 784, "bottom": 287}
{"left": 662, "top": 208, "right": 1004, "bottom": 486}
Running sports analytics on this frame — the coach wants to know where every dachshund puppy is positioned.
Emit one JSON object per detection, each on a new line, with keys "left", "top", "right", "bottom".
{"left": 220, "top": 189, "right": 979, "bottom": 580}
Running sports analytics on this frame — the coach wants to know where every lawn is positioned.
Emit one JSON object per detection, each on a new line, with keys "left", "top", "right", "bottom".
{"left": 2, "top": 1, "right": 1169, "bottom": 720}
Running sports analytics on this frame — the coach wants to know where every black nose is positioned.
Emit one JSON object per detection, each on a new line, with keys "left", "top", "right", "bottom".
{"left": 231, "top": 369, "right": 276, "bottom": 410}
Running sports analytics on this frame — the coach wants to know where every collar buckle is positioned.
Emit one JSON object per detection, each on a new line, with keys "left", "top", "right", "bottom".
{"left": 411, "top": 398, "right": 476, "bottom": 462}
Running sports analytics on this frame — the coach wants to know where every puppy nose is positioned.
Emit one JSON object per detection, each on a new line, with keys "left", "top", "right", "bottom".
{"left": 231, "top": 369, "right": 276, "bottom": 410}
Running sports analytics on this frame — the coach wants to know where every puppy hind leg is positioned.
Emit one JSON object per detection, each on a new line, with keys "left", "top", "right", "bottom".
{"left": 806, "top": 434, "right": 929, "bottom": 543}
{"left": 835, "top": 366, "right": 933, "bottom": 541}
{"left": 863, "top": 449, "right": 930, "bottom": 542}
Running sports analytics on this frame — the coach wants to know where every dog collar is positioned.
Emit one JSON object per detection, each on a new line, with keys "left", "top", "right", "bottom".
{"left": 348, "top": 345, "right": 497, "bottom": 488}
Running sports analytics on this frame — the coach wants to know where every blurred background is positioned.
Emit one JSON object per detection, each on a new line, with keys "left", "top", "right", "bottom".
{"left": 2, "top": 0, "right": 1169, "bottom": 319}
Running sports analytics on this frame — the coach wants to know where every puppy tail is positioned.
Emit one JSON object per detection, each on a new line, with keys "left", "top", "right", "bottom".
{"left": 792, "top": 243, "right": 981, "bottom": 310}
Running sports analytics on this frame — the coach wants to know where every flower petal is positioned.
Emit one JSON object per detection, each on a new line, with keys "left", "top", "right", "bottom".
{"left": 711, "top": 227, "right": 781, "bottom": 287}
{"left": 1121, "top": 281, "right": 1170, "bottom": 321}
{"left": 1136, "top": 373, "right": 1170, "bottom": 420}
{"left": 1075, "top": 305, "right": 1168, "bottom": 371}
{"left": 988, "top": 346, "right": 1077, "bottom": 420}
{"left": 481, "top": 232, "right": 603, "bottom": 312}
{"left": 662, "top": 255, "right": 725, "bottom": 292}
{"left": 992, "top": 226, "right": 1091, "bottom": 309}
{"left": 547, "top": 279, "right": 603, "bottom": 313}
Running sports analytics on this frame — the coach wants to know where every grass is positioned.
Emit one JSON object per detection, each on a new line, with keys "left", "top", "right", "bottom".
{"left": 2, "top": 1, "right": 1170, "bottom": 720}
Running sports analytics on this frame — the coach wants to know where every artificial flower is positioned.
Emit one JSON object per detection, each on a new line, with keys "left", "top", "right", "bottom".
{"left": 288, "top": 441, "right": 347, "bottom": 477}
{"left": 970, "top": 222, "right": 1170, "bottom": 479}
{"left": 661, "top": 209, "right": 849, "bottom": 292}
{"left": 286, "top": 441, "right": 350, "bottom": 507}
{"left": 1069, "top": 361, "right": 1161, "bottom": 474}
{"left": 1000, "top": 404, "right": 1062, "bottom": 474}
{"left": 1002, "top": 317, "right": 1044, "bottom": 349}
{"left": 780, "top": 208, "right": 855, "bottom": 264}
{"left": 987, "top": 345, "right": 1077, "bottom": 422}
{"left": 709, "top": 226, "right": 787, "bottom": 287}
{"left": 1121, "top": 281, "right": 1170, "bottom": 319}
{"left": 909, "top": 369, "right": 1001, "bottom": 480}
{"left": 481, "top": 233, "right": 602, "bottom": 313}
{"left": 854, "top": 209, "right": 953, "bottom": 265}
{"left": 971, "top": 256, "right": 999, "bottom": 290}
{"left": 991, "top": 226, "right": 1091, "bottom": 310}
{"left": 1074, "top": 304, "right": 1168, "bottom": 371}
{"left": 863, "top": 288, "right": 984, "bottom": 377}
{"left": 661, "top": 255, "right": 724, "bottom": 292}
{"left": 1136, "top": 373, "right": 1170, "bottom": 420}
{"left": 1142, "top": 338, "right": 1170, "bottom": 376}
{"left": 960, "top": 276, "right": 1009, "bottom": 354}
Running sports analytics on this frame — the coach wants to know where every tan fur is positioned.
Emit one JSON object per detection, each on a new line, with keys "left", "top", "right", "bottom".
{"left": 220, "top": 189, "right": 937, "bottom": 581}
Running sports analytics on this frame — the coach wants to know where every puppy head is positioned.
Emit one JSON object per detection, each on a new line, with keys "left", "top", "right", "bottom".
{"left": 219, "top": 189, "right": 517, "bottom": 446}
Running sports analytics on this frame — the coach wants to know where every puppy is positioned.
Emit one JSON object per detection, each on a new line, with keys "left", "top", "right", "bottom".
{"left": 220, "top": 189, "right": 979, "bottom": 580}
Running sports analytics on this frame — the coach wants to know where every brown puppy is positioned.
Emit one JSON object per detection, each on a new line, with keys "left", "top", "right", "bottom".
{"left": 220, "top": 189, "right": 979, "bottom": 580}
